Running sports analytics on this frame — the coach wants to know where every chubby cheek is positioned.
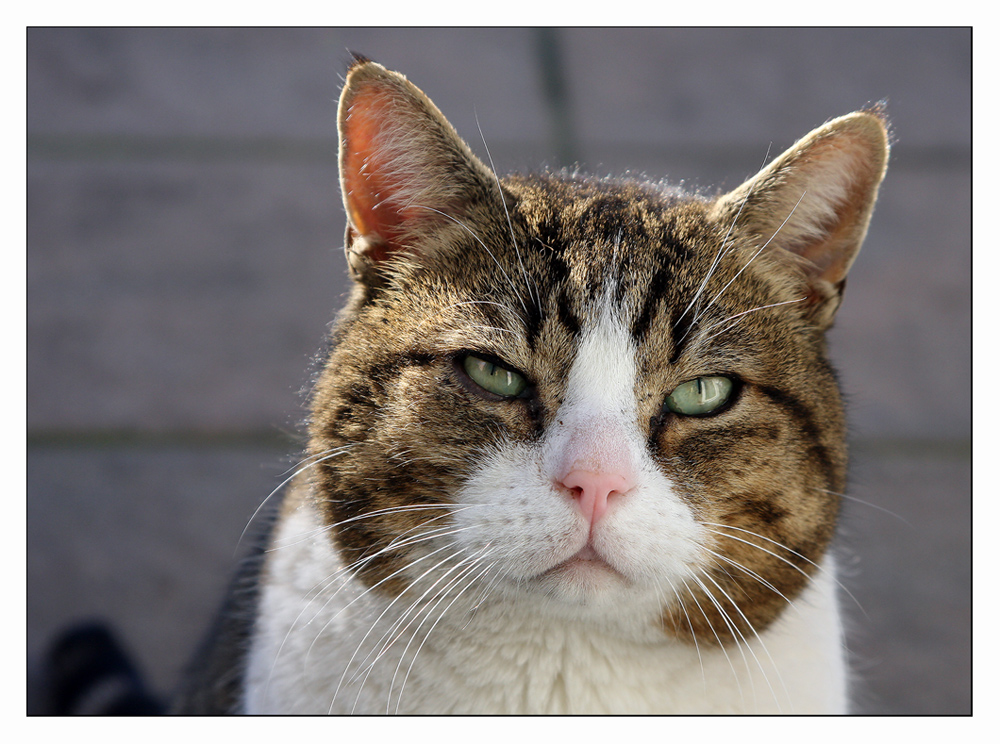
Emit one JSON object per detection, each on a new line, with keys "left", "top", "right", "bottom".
{"left": 452, "top": 445, "right": 583, "bottom": 577}
{"left": 600, "top": 466, "right": 708, "bottom": 578}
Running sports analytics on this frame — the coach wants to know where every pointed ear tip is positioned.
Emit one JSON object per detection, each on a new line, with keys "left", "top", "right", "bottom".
{"left": 343, "top": 57, "right": 396, "bottom": 88}
{"left": 833, "top": 109, "right": 891, "bottom": 152}
{"left": 347, "top": 51, "right": 372, "bottom": 67}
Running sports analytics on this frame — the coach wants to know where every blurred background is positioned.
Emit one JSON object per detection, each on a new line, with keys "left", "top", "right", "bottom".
{"left": 26, "top": 28, "right": 970, "bottom": 714}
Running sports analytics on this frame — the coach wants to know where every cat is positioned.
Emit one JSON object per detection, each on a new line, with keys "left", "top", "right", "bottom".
{"left": 174, "top": 56, "right": 888, "bottom": 715}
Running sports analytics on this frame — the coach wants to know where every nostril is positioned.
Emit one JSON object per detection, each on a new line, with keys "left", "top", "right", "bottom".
{"left": 562, "top": 471, "right": 631, "bottom": 497}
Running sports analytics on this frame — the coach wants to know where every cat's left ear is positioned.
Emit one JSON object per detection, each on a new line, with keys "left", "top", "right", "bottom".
{"left": 337, "top": 58, "right": 499, "bottom": 287}
{"left": 711, "top": 109, "right": 889, "bottom": 329}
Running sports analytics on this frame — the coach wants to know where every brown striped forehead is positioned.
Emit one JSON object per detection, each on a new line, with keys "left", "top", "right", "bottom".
{"left": 496, "top": 174, "right": 794, "bottom": 367}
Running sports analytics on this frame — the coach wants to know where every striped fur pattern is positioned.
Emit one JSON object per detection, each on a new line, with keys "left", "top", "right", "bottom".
{"left": 212, "top": 59, "right": 888, "bottom": 714}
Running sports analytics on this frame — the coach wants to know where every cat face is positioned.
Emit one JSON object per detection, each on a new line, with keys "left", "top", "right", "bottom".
{"left": 307, "top": 59, "right": 888, "bottom": 645}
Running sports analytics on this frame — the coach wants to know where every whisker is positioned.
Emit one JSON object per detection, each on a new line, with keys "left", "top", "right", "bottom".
{"left": 236, "top": 445, "right": 356, "bottom": 554}
{"left": 702, "top": 548, "right": 798, "bottom": 612}
{"left": 270, "top": 503, "right": 481, "bottom": 556}
{"left": 475, "top": 111, "right": 539, "bottom": 314}
{"left": 266, "top": 534, "right": 474, "bottom": 702}
{"left": 290, "top": 517, "right": 485, "bottom": 665}
{"left": 409, "top": 204, "right": 528, "bottom": 316}
{"left": 269, "top": 503, "right": 464, "bottom": 552}
{"left": 262, "top": 521, "right": 461, "bottom": 698}
{"left": 415, "top": 299, "right": 522, "bottom": 336}
{"left": 696, "top": 297, "right": 808, "bottom": 345}
{"left": 333, "top": 544, "right": 473, "bottom": 712}
{"left": 465, "top": 547, "right": 515, "bottom": 618}
{"left": 681, "top": 576, "right": 744, "bottom": 702}
{"left": 702, "top": 522, "right": 868, "bottom": 618}
{"left": 389, "top": 549, "right": 497, "bottom": 713}
{"left": 819, "top": 488, "right": 913, "bottom": 527}
{"left": 675, "top": 149, "right": 771, "bottom": 333}
{"left": 675, "top": 144, "right": 774, "bottom": 336}
{"left": 699, "top": 568, "right": 791, "bottom": 712}
{"left": 661, "top": 575, "right": 707, "bottom": 694}
{"left": 345, "top": 546, "right": 483, "bottom": 711}
{"left": 692, "top": 191, "right": 806, "bottom": 330}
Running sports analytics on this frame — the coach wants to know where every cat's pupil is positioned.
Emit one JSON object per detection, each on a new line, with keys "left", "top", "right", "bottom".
{"left": 665, "top": 376, "right": 734, "bottom": 416}
{"left": 463, "top": 355, "right": 528, "bottom": 398}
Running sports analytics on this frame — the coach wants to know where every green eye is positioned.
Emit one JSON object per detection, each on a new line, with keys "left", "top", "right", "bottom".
{"left": 462, "top": 355, "right": 528, "bottom": 398}
{"left": 666, "top": 376, "right": 734, "bottom": 416}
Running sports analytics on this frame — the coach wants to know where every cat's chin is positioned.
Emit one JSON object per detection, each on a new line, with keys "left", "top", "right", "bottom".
{"left": 531, "top": 544, "right": 630, "bottom": 603}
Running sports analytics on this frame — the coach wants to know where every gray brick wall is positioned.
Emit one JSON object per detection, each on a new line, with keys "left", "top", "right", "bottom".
{"left": 27, "top": 28, "right": 970, "bottom": 713}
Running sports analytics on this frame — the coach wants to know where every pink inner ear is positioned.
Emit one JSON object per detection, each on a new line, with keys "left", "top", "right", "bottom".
{"left": 791, "top": 132, "right": 885, "bottom": 286}
{"left": 341, "top": 89, "right": 410, "bottom": 262}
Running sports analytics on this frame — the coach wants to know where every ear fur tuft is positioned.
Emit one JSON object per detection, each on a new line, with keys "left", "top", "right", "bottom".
{"left": 347, "top": 51, "right": 372, "bottom": 69}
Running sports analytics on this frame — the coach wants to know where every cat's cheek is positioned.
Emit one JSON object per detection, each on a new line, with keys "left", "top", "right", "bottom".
{"left": 594, "top": 475, "right": 708, "bottom": 583}
{"left": 451, "top": 450, "right": 590, "bottom": 578}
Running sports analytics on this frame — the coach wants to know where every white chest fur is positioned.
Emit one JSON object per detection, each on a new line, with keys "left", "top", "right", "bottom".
{"left": 243, "top": 499, "right": 847, "bottom": 715}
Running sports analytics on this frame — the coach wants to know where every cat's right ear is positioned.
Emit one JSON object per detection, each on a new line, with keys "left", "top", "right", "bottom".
{"left": 710, "top": 109, "right": 890, "bottom": 329}
{"left": 337, "top": 59, "right": 498, "bottom": 286}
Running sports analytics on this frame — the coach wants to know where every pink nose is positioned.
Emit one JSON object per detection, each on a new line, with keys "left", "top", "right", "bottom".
{"left": 560, "top": 469, "right": 634, "bottom": 527}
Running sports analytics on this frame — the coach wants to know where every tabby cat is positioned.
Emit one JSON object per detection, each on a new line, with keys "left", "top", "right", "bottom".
{"left": 175, "top": 57, "right": 888, "bottom": 714}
